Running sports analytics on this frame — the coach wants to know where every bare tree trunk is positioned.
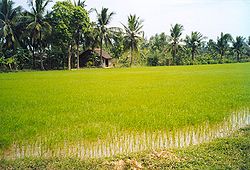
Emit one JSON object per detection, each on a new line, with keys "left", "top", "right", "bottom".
{"left": 31, "top": 35, "right": 36, "bottom": 69}
{"left": 130, "top": 42, "right": 133, "bottom": 67}
{"left": 40, "top": 54, "right": 44, "bottom": 70}
{"left": 77, "top": 43, "right": 80, "bottom": 69}
{"left": 173, "top": 50, "right": 176, "bottom": 66}
{"left": 100, "top": 38, "right": 103, "bottom": 67}
{"left": 68, "top": 44, "right": 71, "bottom": 70}
{"left": 8, "top": 63, "right": 12, "bottom": 71}
{"left": 191, "top": 50, "right": 195, "bottom": 65}
{"left": 76, "top": 30, "right": 80, "bottom": 69}
{"left": 39, "top": 31, "right": 44, "bottom": 70}
{"left": 237, "top": 53, "right": 240, "bottom": 62}
{"left": 130, "top": 49, "right": 133, "bottom": 67}
{"left": 32, "top": 47, "right": 36, "bottom": 69}
{"left": 220, "top": 52, "right": 223, "bottom": 63}
{"left": 172, "top": 43, "right": 177, "bottom": 66}
{"left": 39, "top": 48, "right": 44, "bottom": 70}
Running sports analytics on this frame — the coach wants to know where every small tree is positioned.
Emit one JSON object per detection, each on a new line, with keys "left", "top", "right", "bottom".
{"left": 95, "top": 7, "right": 115, "bottom": 67}
{"left": 73, "top": 0, "right": 89, "bottom": 69}
{"left": 52, "top": 1, "right": 90, "bottom": 70}
{"left": 215, "top": 32, "right": 232, "bottom": 63}
{"left": 232, "top": 36, "right": 246, "bottom": 62}
{"left": 168, "top": 24, "right": 184, "bottom": 65}
{"left": 122, "top": 14, "right": 144, "bottom": 66}
{"left": 185, "top": 31, "right": 205, "bottom": 64}
{"left": 148, "top": 33, "right": 169, "bottom": 66}
{"left": 0, "top": 0, "right": 21, "bottom": 52}
{"left": 24, "top": 0, "right": 52, "bottom": 70}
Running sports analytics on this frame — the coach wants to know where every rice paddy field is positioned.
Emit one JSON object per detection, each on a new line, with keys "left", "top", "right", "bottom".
{"left": 0, "top": 63, "right": 250, "bottom": 159}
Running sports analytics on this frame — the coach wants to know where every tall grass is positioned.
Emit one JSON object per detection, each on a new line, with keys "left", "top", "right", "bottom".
{"left": 0, "top": 63, "right": 249, "bottom": 154}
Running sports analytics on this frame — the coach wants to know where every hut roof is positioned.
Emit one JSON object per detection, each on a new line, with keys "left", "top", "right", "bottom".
{"left": 94, "top": 49, "right": 112, "bottom": 59}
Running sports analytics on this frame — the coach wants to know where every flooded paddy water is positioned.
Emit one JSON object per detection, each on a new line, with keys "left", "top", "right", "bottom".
{"left": 2, "top": 109, "right": 249, "bottom": 160}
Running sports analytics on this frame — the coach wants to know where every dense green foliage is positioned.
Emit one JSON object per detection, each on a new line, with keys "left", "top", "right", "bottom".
{"left": 184, "top": 31, "right": 205, "bottom": 64}
{"left": 0, "top": 0, "right": 250, "bottom": 70}
{"left": 0, "top": 63, "right": 249, "bottom": 150}
{"left": 94, "top": 7, "right": 116, "bottom": 67}
{"left": 122, "top": 14, "right": 144, "bottom": 66}
{"left": 1, "top": 126, "right": 249, "bottom": 169}
{"left": 51, "top": 1, "right": 90, "bottom": 70}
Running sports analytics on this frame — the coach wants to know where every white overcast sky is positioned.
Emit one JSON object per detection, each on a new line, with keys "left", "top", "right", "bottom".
{"left": 14, "top": 0, "right": 250, "bottom": 40}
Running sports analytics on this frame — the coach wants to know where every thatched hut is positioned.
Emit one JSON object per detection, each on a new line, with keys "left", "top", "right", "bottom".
{"left": 79, "top": 49, "right": 112, "bottom": 68}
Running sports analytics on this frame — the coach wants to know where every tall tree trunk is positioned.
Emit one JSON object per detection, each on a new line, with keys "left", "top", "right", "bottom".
{"left": 220, "top": 52, "right": 223, "bottom": 63}
{"left": 40, "top": 52, "right": 44, "bottom": 70}
{"left": 31, "top": 36, "right": 36, "bottom": 69}
{"left": 172, "top": 43, "right": 177, "bottom": 66}
{"left": 39, "top": 32, "right": 44, "bottom": 70}
{"left": 49, "top": 53, "right": 52, "bottom": 70}
{"left": 173, "top": 49, "right": 176, "bottom": 66}
{"left": 100, "top": 38, "right": 103, "bottom": 67}
{"left": 39, "top": 48, "right": 44, "bottom": 70}
{"left": 76, "top": 42, "right": 80, "bottom": 69}
{"left": 8, "top": 63, "right": 12, "bottom": 71}
{"left": 68, "top": 44, "right": 71, "bottom": 70}
{"left": 130, "top": 48, "right": 133, "bottom": 67}
{"left": 191, "top": 50, "right": 195, "bottom": 65}
{"left": 40, "top": 55, "right": 44, "bottom": 70}
{"left": 32, "top": 48, "right": 35, "bottom": 69}
{"left": 130, "top": 42, "right": 133, "bottom": 67}
{"left": 76, "top": 30, "right": 80, "bottom": 69}
{"left": 32, "top": 40, "right": 36, "bottom": 69}
{"left": 237, "top": 52, "right": 240, "bottom": 62}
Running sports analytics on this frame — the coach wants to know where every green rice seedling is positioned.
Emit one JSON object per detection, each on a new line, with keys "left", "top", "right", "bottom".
{"left": 0, "top": 63, "right": 250, "bottom": 159}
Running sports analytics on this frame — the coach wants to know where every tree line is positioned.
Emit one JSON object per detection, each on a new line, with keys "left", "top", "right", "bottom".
{"left": 0, "top": 0, "right": 249, "bottom": 71}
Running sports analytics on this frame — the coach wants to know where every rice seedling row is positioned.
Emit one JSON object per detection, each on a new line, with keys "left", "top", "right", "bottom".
{"left": 0, "top": 63, "right": 249, "bottom": 159}
{"left": 1, "top": 108, "right": 249, "bottom": 159}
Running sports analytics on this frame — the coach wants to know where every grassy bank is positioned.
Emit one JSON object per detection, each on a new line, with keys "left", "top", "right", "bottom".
{"left": 0, "top": 63, "right": 250, "bottom": 151}
{"left": 1, "top": 126, "right": 249, "bottom": 169}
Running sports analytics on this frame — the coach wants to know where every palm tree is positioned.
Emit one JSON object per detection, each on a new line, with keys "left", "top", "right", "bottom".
{"left": 232, "top": 36, "right": 245, "bottom": 62}
{"left": 206, "top": 39, "right": 217, "bottom": 60}
{"left": 169, "top": 24, "right": 184, "bottom": 65}
{"left": 0, "top": 0, "right": 21, "bottom": 51}
{"left": 25, "top": 0, "right": 51, "bottom": 70}
{"left": 247, "top": 36, "right": 250, "bottom": 58}
{"left": 185, "top": 31, "right": 205, "bottom": 64}
{"left": 95, "top": 7, "right": 115, "bottom": 67}
{"left": 122, "top": 14, "right": 144, "bottom": 66}
{"left": 82, "top": 22, "right": 99, "bottom": 51}
{"left": 215, "top": 32, "right": 232, "bottom": 63}
{"left": 73, "top": 0, "right": 86, "bottom": 69}
{"left": 73, "top": 0, "right": 86, "bottom": 7}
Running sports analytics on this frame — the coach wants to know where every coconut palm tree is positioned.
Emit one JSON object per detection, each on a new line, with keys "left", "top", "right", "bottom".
{"left": 122, "top": 14, "right": 144, "bottom": 66}
{"left": 82, "top": 22, "right": 99, "bottom": 51}
{"left": 24, "top": 0, "right": 52, "bottom": 70}
{"left": 215, "top": 32, "right": 232, "bottom": 63}
{"left": 0, "top": 0, "right": 21, "bottom": 51}
{"left": 73, "top": 0, "right": 86, "bottom": 7}
{"left": 73, "top": 0, "right": 87, "bottom": 69}
{"left": 168, "top": 24, "right": 184, "bottom": 65}
{"left": 95, "top": 7, "right": 115, "bottom": 66}
{"left": 185, "top": 31, "right": 205, "bottom": 64}
{"left": 247, "top": 36, "right": 250, "bottom": 58}
{"left": 232, "top": 36, "right": 245, "bottom": 62}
